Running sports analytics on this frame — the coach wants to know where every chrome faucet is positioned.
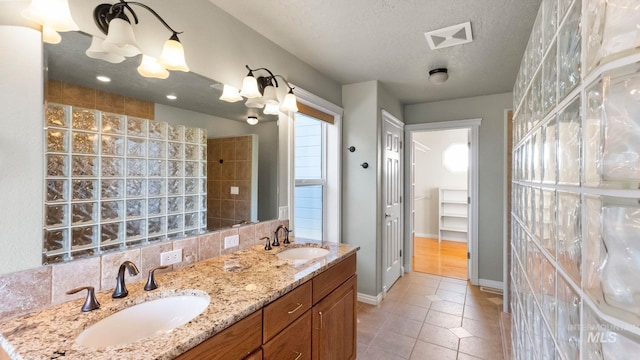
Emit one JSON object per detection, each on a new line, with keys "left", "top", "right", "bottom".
{"left": 112, "top": 261, "right": 139, "bottom": 298}
{"left": 273, "top": 225, "right": 290, "bottom": 247}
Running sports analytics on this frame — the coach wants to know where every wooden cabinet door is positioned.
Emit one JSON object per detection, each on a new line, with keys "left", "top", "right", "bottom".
{"left": 263, "top": 310, "right": 311, "bottom": 360}
{"left": 311, "top": 275, "right": 357, "bottom": 360}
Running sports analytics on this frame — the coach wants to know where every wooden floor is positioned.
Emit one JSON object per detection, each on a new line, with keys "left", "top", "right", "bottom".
{"left": 413, "top": 237, "right": 468, "bottom": 280}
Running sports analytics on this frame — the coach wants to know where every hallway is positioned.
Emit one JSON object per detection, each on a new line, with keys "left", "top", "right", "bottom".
{"left": 357, "top": 272, "right": 505, "bottom": 359}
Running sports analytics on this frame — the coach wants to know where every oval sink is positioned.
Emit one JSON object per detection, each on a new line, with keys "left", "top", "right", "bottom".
{"left": 76, "top": 294, "right": 210, "bottom": 348}
{"left": 276, "top": 247, "right": 330, "bottom": 262}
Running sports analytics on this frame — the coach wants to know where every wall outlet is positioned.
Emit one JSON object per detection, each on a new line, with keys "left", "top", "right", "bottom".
{"left": 230, "top": 186, "right": 239, "bottom": 195}
{"left": 224, "top": 235, "right": 239, "bottom": 249}
{"left": 160, "top": 249, "right": 182, "bottom": 266}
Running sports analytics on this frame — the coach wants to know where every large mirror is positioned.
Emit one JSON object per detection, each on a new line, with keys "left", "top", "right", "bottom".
{"left": 45, "top": 31, "right": 280, "bottom": 232}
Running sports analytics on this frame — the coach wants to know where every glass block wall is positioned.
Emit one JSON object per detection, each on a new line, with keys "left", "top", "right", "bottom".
{"left": 44, "top": 103, "right": 207, "bottom": 264}
{"left": 511, "top": 0, "right": 640, "bottom": 359}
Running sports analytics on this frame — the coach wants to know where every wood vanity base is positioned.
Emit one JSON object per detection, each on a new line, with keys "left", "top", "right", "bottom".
{"left": 176, "top": 253, "right": 357, "bottom": 360}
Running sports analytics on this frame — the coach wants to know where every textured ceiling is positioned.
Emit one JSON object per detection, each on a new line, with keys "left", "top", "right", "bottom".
{"left": 209, "top": 0, "right": 543, "bottom": 105}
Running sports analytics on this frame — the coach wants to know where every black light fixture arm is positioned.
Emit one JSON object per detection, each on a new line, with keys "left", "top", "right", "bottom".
{"left": 245, "top": 65, "right": 297, "bottom": 96}
{"left": 94, "top": 1, "right": 183, "bottom": 38}
{"left": 272, "top": 74, "right": 295, "bottom": 93}
{"left": 245, "top": 65, "right": 279, "bottom": 88}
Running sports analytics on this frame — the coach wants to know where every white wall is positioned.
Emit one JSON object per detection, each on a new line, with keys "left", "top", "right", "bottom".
{"left": 413, "top": 129, "right": 467, "bottom": 238}
{"left": 405, "top": 92, "right": 511, "bottom": 283}
{"left": 0, "top": 26, "right": 44, "bottom": 274}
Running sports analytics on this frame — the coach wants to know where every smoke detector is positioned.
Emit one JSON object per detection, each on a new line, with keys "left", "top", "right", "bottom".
{"left": 424, "top": 22, "right": 473, "bottom": 50}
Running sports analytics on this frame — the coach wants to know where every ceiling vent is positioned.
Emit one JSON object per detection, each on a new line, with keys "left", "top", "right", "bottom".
{"left": 424, "top": 22, "right": 473, "bottom": 50}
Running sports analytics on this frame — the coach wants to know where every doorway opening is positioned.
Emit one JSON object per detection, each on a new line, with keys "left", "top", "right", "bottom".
{"left": 404, "top": 119, "right": 480, "bottom": 284}
{"left": 412, "top": 129, "right": 468, "bottom": 279}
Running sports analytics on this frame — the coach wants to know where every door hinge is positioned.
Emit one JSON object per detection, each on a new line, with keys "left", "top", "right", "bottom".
{"left": 400, "top": 249, "right": 402, "bottom": 257}
{"left": 467, "top": 252, "right": 470, "bottom": 259}
{"left": 468, "top": 197, "right": 471, "bottom": 204}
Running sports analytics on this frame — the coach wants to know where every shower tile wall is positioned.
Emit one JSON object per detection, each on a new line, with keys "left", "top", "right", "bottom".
{"left": 511, "top": 0, "right": 640, "bottom": 359}
{"left": 46, "top": 79, "right": 154, "bottom": 119}
{"left": 207, "top": 136, "right": 253, "bottom": 230}
{"left": 43, "top": 103, "right": 207, "bottom": 264}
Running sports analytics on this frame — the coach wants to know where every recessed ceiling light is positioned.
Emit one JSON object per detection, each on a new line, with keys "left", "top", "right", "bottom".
{"left": 166, "top": 95, "right": 177, "bottom": 100}
{"left": 96, "top": 75, "right": 111, "bottom": 82}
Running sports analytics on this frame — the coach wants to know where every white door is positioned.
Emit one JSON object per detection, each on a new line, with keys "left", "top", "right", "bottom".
{"left": 382, "top": 111, "right": 404, "bottom": 292}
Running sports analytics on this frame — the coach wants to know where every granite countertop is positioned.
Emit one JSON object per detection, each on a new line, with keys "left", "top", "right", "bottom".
{"left": 0, "top": 242, "right": 358, "bottom": 360}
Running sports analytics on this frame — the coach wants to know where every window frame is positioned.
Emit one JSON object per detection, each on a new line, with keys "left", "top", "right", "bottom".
{"left": 293, "top": 115, "right": 328, "bottom": 241}
{"left": 285, "top": 86, "right": 342, "bottom": 244}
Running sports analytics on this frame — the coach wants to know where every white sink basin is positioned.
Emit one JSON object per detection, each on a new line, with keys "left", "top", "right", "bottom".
{"left": 76, "top": 294, "right": 210, "bottom": 348}
{"left": 276, "top": 247, "right": 330, "bottom": 262}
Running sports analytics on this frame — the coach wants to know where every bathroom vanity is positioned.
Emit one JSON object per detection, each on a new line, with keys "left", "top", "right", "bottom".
{"left": 0, "top": 242, "right": 358, "bottom": 360}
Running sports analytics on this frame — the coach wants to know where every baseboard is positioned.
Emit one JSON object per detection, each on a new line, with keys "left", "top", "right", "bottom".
{"left": 357, "top": 292, "right": 383, "bottom": 305}
{"left": 415, "top": 232, "right": 438, "bottom": 239}
{"left": 479, "top": 279, "right": 504, "bottom": 292}
{"left": 441, "top": 237, "right": 467, "bottom": 243}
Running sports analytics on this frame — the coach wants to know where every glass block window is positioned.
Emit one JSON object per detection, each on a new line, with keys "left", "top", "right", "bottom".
{"left": 43, "top": 103, "right": 207, "bottom": 264}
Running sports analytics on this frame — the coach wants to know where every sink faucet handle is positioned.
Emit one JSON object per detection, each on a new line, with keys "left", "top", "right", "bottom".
{"left": 66, "top": 286, "right": 100, "bottom": 312}
{"left": 262, "top": 236, "right": 272, "bottom": 250}
{"left": 144, "top": 265, "right": 170, "bottom": 291}
{"left": 283, "top": 226, "right": 291, "bottom": 244}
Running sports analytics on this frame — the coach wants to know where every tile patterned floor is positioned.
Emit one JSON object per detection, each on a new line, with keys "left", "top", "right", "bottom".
{"left": 357, "top": 272, "right": 504, "bottom": 359}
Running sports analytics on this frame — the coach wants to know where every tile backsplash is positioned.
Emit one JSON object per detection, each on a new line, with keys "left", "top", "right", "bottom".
{"left": 0, "top": 220, "right": 287, "bottom": 320}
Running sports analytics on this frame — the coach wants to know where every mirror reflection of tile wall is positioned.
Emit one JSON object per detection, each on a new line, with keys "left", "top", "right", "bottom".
{"left": 43, "top": 102, "right": 207, "bottom": 265}
{"left": 511, "top": 0, "right": 640, "bottom": 358}
{"left": 207, "top": 136, "right": 253, "bottom": 230}
{"left": 47, "top": 79, "right": 154, "bottom": 119}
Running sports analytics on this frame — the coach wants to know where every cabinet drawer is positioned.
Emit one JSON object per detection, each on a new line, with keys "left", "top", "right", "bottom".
{"left": 176, "top": 310, "right": 262, "bottom": 360}
{"left": 263, "top": 280, "right": 312, "bottom": 343}
{"left": 312, "top": 253, "right": 356, "bottom": 304}
{"left": 263, "top": 310, "right": 312, "bottom": 360}
{"left": 245, "top": 348, "right": 262, "bottom": 360}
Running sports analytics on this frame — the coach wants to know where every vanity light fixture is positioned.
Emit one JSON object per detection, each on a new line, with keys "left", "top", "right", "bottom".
{"left": 247, "top": 116, "right": 259, "bottom": 126}
{"left": 21, "top": 0, "right": 79, "bottom": 44}
{"left": 90, "top": 1, "right": 189, "bottom": 78}
{"left": 220, "top": 65, "right": 299, "bottom": 114}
